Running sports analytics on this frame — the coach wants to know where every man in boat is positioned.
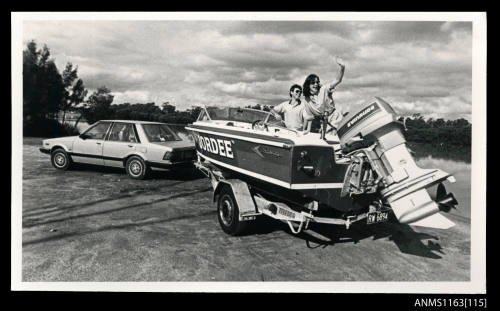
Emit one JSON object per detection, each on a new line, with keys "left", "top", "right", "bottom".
{"left": 302, "top": 56, "right": 346, "bottom": 135}
{"left": 270, "top": 84, "right": 305, "bottom": 131}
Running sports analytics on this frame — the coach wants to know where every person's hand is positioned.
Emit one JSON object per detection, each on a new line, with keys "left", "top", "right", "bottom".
{"left": 335, "top": 56, "right": 345, "bottom": 67}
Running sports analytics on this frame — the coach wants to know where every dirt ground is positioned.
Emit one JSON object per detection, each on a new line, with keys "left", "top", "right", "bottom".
{"left": 20, "top": 137, "right": 471, "bottom": 282}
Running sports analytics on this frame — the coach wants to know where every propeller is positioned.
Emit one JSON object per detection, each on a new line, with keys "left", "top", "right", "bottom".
{"left": 435, "top": 183, "right": 458, "bottom": 212}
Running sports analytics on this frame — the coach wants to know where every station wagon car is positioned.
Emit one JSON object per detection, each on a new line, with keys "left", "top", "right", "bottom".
{"left": 39, "top": 120, "right": 197, "bottom": 179}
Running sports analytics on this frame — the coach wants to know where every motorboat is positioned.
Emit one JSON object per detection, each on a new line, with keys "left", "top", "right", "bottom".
{"left": 186, "top": 97, "right": 457, "bottom": 233}
{"left": 186, "top": 105, "right": 345, "bottom": 188}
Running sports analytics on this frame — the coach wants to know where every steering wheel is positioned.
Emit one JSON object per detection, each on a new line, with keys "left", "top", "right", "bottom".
{"left": 252, "top": 120, "right": 268, "bottom": 131}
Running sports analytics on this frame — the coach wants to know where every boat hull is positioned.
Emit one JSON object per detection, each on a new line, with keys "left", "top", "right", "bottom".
{"left": 186, "top": 124, "right": 365, "bottom": 212}
{"left": 187, "top": 124, "right": 347, "bottom": 189}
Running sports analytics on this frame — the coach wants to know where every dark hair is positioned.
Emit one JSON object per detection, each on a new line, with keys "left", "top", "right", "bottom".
{"left": 303, "top": 74, "right": 319, "bottom": 97}
{"left": 289, "top": 84, "right": 302, "bottom": 97}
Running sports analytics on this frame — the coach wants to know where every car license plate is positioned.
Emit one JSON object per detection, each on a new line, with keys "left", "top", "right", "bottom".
{"left": 366, "top": 210, "right": 390, "bottom": 224}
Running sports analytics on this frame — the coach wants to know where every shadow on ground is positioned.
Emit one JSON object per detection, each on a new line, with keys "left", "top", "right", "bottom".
{"left": 303, "top": 221, "right": 444, "bottom": 259}
{"left": 240, "top": 216, "right": 444, "bottom": 259}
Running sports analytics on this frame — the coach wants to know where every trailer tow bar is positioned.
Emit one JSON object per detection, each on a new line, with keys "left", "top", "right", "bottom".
{"left": 286, "top": 210, "right": 313, "bottom": 234}
{"left": 345, "top": 216, "right": 357, "bottom": 230}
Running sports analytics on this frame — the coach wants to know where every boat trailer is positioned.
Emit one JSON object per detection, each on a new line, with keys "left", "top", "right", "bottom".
{"left": 194, "top": 159, "right": 387, "bottom": 236}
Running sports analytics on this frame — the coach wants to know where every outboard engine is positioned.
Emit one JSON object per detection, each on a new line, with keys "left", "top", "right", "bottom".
{"left": 337, "top": 97, "right": 457, "bottom": 229}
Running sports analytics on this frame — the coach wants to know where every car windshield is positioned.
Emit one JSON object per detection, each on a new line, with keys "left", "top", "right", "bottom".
{"left": 202, "top": 107, "right": 277, "bottom": 124}
{"left": 83, "top": 122, "right": 112, "bottom": 140}
{"left": 142, "top": 124, "right": 181, "bottom": 142}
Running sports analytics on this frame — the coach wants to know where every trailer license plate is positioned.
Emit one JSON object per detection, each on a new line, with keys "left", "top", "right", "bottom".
{"left": 367, "top": 210, "right": 389, "bottom": 224}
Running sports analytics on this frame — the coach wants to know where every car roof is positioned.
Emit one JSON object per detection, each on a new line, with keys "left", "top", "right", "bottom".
{"left": 99, "top": 120, "right": 166, "bottom": 125}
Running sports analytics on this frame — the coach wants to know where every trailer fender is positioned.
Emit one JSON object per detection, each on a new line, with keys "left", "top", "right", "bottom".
{"left": 213, "top": 179, "right": 259, "bottom": 221}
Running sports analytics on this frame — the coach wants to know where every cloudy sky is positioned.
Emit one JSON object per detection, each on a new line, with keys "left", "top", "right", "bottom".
{"left": 22, "top": 18, "right": 472, "bottom": 121}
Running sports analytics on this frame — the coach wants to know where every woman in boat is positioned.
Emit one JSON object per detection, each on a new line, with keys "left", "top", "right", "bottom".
{"left": 302, "top": 56, "right": 345, "bottom": 135}
{"left": 270, "top": 84, "right": 305, "bottom": 131}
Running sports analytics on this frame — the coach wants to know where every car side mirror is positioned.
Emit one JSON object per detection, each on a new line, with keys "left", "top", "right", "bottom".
{"left": 79, "top": 133, "right": 89, "bottom": 140}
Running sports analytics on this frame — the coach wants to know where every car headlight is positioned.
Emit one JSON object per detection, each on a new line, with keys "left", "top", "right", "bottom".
{"left": 163, "top": 151, "right": 173, "bottom": 160}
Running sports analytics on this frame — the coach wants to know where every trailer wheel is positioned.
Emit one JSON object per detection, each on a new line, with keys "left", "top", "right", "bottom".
{"left": 217, "top": 185, "right": 247, "bottom": 236}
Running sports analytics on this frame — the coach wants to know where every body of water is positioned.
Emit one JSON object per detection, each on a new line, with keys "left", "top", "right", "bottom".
{"left": 414, "top": 145, "right": 471, "bottom": 220}
{"left": 409, "top": 142, "right": 471, "bottom": 163}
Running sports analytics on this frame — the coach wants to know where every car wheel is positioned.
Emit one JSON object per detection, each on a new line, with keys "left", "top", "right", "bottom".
{"left": 217, "top": 185, "right": 247, "bottom": 236}
{"left": 51, "top": 148, "right": 72, "bottom": 170}
{"left": 125, "top": 156, "right": 149, "bottom": 180}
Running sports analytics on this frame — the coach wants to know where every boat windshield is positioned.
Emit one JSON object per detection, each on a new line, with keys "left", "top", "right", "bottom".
{"left": 201, "top": 107, "right": 277, "bottom": 124}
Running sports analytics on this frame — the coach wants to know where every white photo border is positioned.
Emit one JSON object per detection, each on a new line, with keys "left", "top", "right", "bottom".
{"left": 11, "top": 11, "right": 487, "bottom": 293}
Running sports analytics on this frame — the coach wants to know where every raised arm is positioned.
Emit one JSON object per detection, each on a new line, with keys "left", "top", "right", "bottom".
{"left": 326, "top": 57, "right": 345, "bottom": 91}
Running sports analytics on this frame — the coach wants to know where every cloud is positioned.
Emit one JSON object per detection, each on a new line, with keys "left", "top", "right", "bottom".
{"left": 22, "top": 19, "right": 473, "bottom": 120}
{"left": 112, "top": 90, "right": 151, "bottom": 104}
{"left": 406, "top": 87, "right": 450, "bottom": 98}
{"left": 354, "top": 21, "right": 472, "bottom": 44}
{"left": 212, "top": 78, "right": 289, "bottom": 102}
{"left": 218, "top": 21, "right": 359, "bottom": 38}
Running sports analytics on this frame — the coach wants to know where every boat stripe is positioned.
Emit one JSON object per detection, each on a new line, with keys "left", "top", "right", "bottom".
{"left": 197, "top": 152, "right": 343, "bottom": 190}
{"left": 290, "top": 183, "right": 343, "bottom": 189}
{"left": 186, "top": 123, "right": 295, "bottom": 143}
{"left": 185, "top": 126, "right": 292, "bottom": 148}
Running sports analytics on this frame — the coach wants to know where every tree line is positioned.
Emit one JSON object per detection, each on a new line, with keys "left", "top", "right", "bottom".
{"left": 22, "top": 41, "right": 201, "bottom": 137}
{"left": 400, "top": 113, "right": 471, "bottom": 147}
{"left": 23, "top": 41, "right": 471, "bottom": 147}
{"left": 77, "top": 100, "right": 202, "bottom": 128}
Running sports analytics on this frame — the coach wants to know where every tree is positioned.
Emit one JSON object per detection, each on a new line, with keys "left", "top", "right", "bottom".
{"left": 23, "top": 40, "right": 65, "bottom": 121}
{"left": 112, "top": 103, "right": 132, "bottom": 120}
{"left": 187, "top": 106, "right": 202, "bottom": 121}
{"left": 433, "top": 118, "right": 446, "bottom": 128}
{"left": 162, "top": 102, "right": 176, "bottom": 114}
{"left": 79, "top": 86, "right": 114, "bottom": 125}
{"left": 252, "top": 104, "right": 262, "bottom": 110}
{"left": 452, "top": 118, "right": 471, "bottom": 128}
{"left": 60, "top": 63, "right": 88, "bottom": 123}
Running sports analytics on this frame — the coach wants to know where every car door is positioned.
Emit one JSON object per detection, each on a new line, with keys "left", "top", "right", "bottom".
{"left": 72, "top": 121, "right": 112, "bottom": 165}
{"left": 102, "top": 122, "right": 140, "bottom": 167}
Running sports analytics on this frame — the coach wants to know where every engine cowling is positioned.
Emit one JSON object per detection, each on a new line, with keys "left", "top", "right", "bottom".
{"left": 337, "top": 97, "right": 457, "bottom": 229}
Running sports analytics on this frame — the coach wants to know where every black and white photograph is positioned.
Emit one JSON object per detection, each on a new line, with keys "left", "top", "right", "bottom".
{"left": 11, "top": 12, "right": 486, "bottom": 293}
